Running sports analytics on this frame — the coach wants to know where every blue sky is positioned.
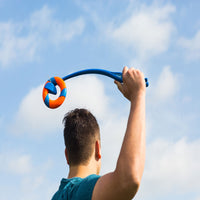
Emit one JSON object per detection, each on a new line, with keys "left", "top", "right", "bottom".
{"left": 0, "top": 0, "right": 200, "bottom": 199}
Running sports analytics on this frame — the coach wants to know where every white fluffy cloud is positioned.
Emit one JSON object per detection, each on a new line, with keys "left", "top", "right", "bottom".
{"left": 0, "top": 5, "right": 85, "bottom": 67}
{"left": 0, "top": 150, "right": 56, "bottom": 200}
{"left": 0, "top": 22, "right": 37, "bottom": 67}
{"left": 0, "top": 152, "right": 33, "bottom": 174}
{"left": 135, "top": 138, "right": 200, "bottom": 199}
{"left": 10, "top": 75, "right": 109, "bottom": 136}
{"left": 29, "top": 6, "right": 84, "bottom": 45}
{"left": 108, "top": 3, "right": 175, "bottom": 58}
{"left": 100, "top": 113, "right": 129, "bottom": 173}
{"left": 154, "top": 66, "right": 179, "bottom": 101}
{"left": 146, "top": 65, "right": 183, "bottom": 140}
{"left": 178, "top": 30, "right": 200, "bottom": 61}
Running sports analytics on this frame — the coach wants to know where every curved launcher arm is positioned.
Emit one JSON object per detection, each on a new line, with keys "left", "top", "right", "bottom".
{"left": 62, "top": 69, "right": 149, "bottom": 87}
{"left": 43, "top": 69, "right": 149, "bottom": 109}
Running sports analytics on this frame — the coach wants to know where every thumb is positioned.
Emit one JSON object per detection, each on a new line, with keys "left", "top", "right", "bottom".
{"left": 114, "top": 80, "right": 124, "bottom": 94}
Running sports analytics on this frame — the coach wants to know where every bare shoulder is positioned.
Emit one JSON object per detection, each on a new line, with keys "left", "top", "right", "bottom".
{"left": 92, "top": 172, "right": 138, "bottom": 200}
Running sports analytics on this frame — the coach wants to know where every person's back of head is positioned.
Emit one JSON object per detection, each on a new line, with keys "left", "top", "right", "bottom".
{"left": 63, "top": 108, "right": 100, "bottom": 166}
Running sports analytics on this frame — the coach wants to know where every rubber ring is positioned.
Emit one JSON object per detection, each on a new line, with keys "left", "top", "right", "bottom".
{"left": 42, "top": 77, "right": 66, "bottom": 109}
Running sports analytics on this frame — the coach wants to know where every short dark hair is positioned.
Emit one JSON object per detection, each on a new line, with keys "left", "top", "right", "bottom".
{"left": 63, "top": 108, "right": 100, "bottom": 166}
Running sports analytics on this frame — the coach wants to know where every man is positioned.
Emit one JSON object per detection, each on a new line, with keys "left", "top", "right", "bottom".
{"left": 52, "top": 66, "right": 146, "bottom": 200}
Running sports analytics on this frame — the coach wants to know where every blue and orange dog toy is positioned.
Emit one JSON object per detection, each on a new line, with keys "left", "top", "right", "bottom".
{"left": 42, "top": 69, "right": 149, "bottom": 109}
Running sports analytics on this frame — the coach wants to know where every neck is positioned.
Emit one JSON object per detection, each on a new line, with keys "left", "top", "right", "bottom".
{"left": 68, "top": 164, "right": 98, "bottom": 179}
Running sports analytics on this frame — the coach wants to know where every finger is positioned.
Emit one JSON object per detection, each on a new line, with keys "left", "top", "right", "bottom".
{"left": 122, "top": 66, "right": 128, "bottom": 75}
{"left": 114, "top": 80, "right": 123, "bottom": 93}
{"left": 122, "top": 66, "right": 129, "bottom": 82}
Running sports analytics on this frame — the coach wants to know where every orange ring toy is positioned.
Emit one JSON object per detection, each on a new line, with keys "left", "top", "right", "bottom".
{"left": 42, "top": 77, "right": 67, "bottom": 109}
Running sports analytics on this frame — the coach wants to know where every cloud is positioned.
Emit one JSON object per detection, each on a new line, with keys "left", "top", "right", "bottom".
{"left": 0, "top": 5, "right": 85, "bottom": 68}
{"left": 9, "top": 75, "right": 109, "bottom": 137}
{"left": 178, "top": 30, "right": 200, "bottom": 61}
{"left": 145, "top": 65, "right": 185, "bottom": 141}
{"left": 0, "top": 152, "right": 33, "bottom": 174}
{"left": 19, "top": 158, "right": 56, "bottom": 200}
{"left": 0, "top": 22, "right": 37, "bottom": 67}
{"left": 100, "top": 112, "right": 129, "bottom": 173}
{"left": 29, "top": 5, "right": 84, "bottom": 45}
{"left": 0, "top": 150, "right": 56, "bottom": 200}
{"left": 19, "top": 175, "right": 56, "bottom": 200}
{"left": 135, "top": 138, "right": 200, "bottom": 199}
{"left": 153, "top": 66, "right": 179, "bottom": 101}
{"left": 107, "top": 3, "right": 175, "bottom": 59}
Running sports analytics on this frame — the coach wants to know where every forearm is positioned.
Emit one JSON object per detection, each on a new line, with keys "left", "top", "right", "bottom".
{"left": 116, "top": 93, "right": 146, "bottom": 184}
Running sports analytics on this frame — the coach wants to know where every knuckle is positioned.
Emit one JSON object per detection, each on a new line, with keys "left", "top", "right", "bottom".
{"left": 127, "top": 68, "right": 133, "bottom": 75}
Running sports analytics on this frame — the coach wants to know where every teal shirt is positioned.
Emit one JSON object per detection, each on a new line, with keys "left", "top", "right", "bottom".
{"left": 51, "top": 174, "right": 100, "bottom": 200}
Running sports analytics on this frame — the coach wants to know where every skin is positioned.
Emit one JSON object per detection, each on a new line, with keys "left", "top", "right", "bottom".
{"left": 66, "top": 140, "right": 101, "bottom": 179}
{"left": 65, "top": 66, "right": 146, "bottom": 200}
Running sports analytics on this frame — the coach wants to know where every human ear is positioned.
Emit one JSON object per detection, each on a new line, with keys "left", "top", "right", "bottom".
{"left": 95, "top": 140, "right": 101, "bottom": 160}
{"left": 65, "top": 148, "right": 69, "bottom": 165}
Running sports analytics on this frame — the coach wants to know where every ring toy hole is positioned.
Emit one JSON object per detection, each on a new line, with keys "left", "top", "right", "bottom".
{"left": 49, "top": 85, "right": 60, "bottom": 100}
{"left": 42, "top": 77, "right": 67, "bottom": 109}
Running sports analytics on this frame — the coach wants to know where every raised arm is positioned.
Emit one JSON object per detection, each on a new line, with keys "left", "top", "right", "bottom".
{"left": 114, "top": 66, "right": 146, "bottom": 197}
{"left": 92, "top": 67, "right": 146, "bottom": 200}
